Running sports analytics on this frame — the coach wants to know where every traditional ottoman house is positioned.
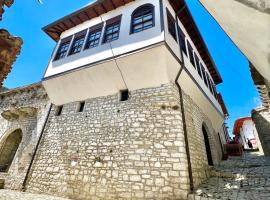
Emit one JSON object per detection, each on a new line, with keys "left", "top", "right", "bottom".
{"left": 0, "top": 0, "right": 228, "bottom": 199}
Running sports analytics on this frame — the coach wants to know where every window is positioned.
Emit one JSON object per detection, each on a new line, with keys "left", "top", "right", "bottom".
{"left": 194, "top": 55, "right": 202, "bottom": 78}
{"left": 55, "top": 105, "right": 63, "bottom": 116}
{"left": 206, "top": 73, "right": 214, "bottom": 94}
{"left": 211, "top": 81, "right": 218, "bottom": 99}
{"left": 85, "top": 30, "right": 102, "bottom": 49}
{"left": 69, "top": 36, "right": 85, "bottom": 55}
{"left": 85, "top": 23, "right": 103, "bottom": 49}
{"left": 120, "top": 90, "right": 129, "bottom": 101}
{"left": 167, "top": 10, "right": 177, "bottom": 41}
{"left": 54, "top": 37, "right": 72, "bottom": 60}
{"left": 103, "top": 16, "right": 122, "bottom": 43}
{"left": 177, "top": 26, "right": 187, "bottom": 55}
{"left": 78, "top": 102, "right": 85, "bottom": 112}
{"left": 69, "top": 30, "right": 87, "bottom": 55}
{"left": 201, "top": 67, "right": 208, "bottom": 86}
{"left": 187, "top": 41, "right": 195, "bottom": 67}
{"left": 131, "top": 4, "right": 154, "bottom": 34}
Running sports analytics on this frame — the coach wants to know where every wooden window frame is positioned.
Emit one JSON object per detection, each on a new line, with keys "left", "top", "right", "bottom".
{"left": 85, "top": 23, "right": 103, "bottom": 50}
{"left": 103, "top": 15, "right": 122, "bottom": 44}
{"left": 53, "top": 36, "right": 72, "bottom": 61}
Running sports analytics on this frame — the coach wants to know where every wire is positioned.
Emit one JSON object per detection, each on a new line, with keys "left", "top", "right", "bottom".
{"left": 99, "top": 15, "right": 129, "bottom": 90}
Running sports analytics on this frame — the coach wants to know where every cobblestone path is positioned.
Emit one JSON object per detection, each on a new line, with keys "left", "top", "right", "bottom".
{"left": 0, "top": 189, "right": 70, "bottom": 200}
{"left": 189, "top": 151, "right": 270, "bottom": 200}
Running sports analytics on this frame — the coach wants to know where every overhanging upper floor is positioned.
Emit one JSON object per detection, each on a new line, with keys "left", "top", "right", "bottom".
{"left": 43, "top": 0, "right": 222, "bottom": 84}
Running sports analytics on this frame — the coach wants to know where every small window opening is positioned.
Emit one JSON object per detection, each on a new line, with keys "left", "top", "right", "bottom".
{"left": 187, "top": 41, "right": 195, "bottom": 67}
{"left": 78, "top": 101, "right": 85, "bottom": 112}
{"left": 120, "top": 90, "right": 129, "bottom": 101}
{"left": 55, "top": 105, "right": 63, "bottom": 116}
{"left": 167, "top": 9, "right": 177, "bottom": 41}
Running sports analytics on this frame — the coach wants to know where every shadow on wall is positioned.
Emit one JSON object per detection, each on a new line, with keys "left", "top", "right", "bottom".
{"left": 202, "top": 124, "right": 214, "bottom": 166}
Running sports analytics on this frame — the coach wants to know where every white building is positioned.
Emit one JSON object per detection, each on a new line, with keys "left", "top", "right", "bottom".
{"left": 233, "top": 117, "right": 259, "bottom": 149}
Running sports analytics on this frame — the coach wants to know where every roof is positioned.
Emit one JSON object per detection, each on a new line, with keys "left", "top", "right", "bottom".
{"left": 43, "top": 0, "right": 135, "bottom": 41}
{"left": 233, "top": 117, "right": 252, "bottom": 135}
{"left": 43, "top": 0, "right": 222, "bottom": 84}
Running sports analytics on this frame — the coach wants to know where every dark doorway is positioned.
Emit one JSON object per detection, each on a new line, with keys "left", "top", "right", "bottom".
{"left": 202, "top": 125, "right": 213, "bottom": 166}
{"left": 0, "top": 129, "right": 23, "bottom": 172}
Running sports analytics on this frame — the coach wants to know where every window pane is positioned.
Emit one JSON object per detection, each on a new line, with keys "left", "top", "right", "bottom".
{"left": 143, "top": 14, "right": 152, "bottom": 21}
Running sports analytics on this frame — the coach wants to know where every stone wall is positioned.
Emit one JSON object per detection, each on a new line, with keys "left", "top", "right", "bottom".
{"left": 0, "top": 83, "right": 50, "bottom": 190}
{"left": 25, "top": 83, "right": 223, "bottom": 199}
{"left": 252, "top": 107, "right": 270, "bottom": 156}
{"left": 183, "top": 93, "right": 223, "bottom": 188}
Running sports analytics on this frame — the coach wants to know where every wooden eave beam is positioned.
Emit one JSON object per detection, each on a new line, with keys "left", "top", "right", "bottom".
{"left": 84, "top": 11, "right": 91, "bottom": 20}
{"left": 100, "top": 3, "right": 108, "bottom": 13}
{"left": 110, "top": 0, "right": 116, "bottom": 9}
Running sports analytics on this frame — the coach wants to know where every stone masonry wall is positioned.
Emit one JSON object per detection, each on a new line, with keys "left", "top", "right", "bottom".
{"left": 26, "top": 83, "right": 223, "bottom": 200}
{"left": 183, "top": 93, "right": 222, "bottom": 188}
{"left": 0, "top": 84, "right": 50, "bottom": 190}
{"left": 252, "top": 108, "right": 270, "bottom": 156}
{"left": 26, "top": 83, "right": 190, "bottom": 200}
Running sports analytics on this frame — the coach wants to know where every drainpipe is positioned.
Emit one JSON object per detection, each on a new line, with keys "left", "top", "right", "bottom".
{"left": 174, "top": 7, "right": 194, "bottom": 192}
{"left": 22, "top": 103, "right": 53, "bottom": 191}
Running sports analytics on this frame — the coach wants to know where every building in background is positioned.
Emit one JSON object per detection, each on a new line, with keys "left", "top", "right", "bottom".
{"left": 233, "top": 117, "right": 260, "bottom": 150}
{"left": 0, "top": 0, "right": 228, "bottom": 199}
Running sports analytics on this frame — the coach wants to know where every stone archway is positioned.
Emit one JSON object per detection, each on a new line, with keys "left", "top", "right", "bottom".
{"left": 202, "top": 124, "right": 213, "bottom": 166}
{"left": 0, "top": 129, "right": 22, "bottom": 172}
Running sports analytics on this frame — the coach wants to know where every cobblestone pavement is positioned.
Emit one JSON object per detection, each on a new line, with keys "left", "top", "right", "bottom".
{"left": 0, "top": 189, "right": 70, "bottom": 200}
{"left": 189, "top": 151, "right": 270, "bottom": 200}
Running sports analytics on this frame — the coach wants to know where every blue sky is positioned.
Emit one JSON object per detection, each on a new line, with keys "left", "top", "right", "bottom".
{"left": 1, "top": 0, "right": 259, "bottom": 134}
